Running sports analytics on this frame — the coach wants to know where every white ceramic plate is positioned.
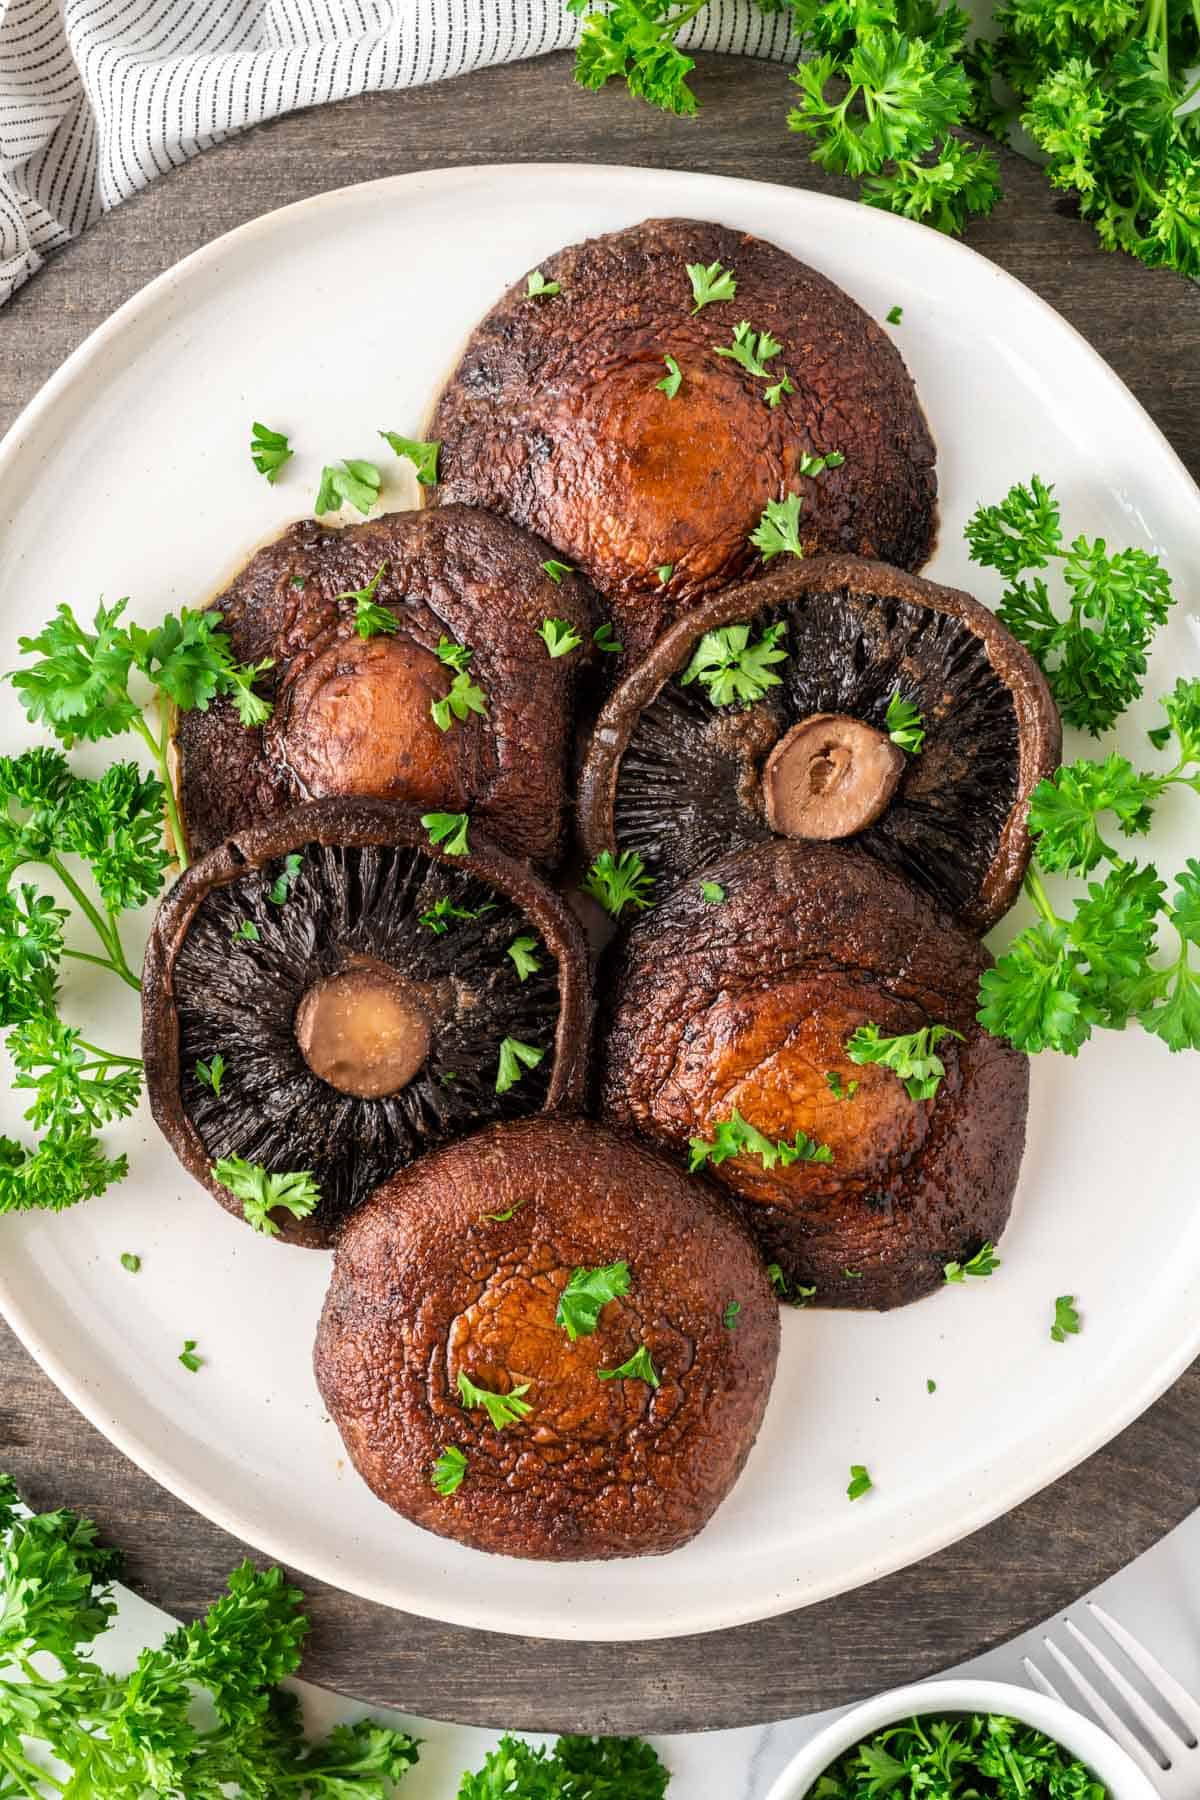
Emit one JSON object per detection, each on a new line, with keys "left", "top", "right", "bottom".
{"left": 1, "top": 164, "right": 1198, "bottom": 1644}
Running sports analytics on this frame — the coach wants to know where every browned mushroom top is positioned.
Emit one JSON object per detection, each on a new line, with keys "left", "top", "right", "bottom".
{"left": 430, "top": 217, "right": 937, "bottom": 662}
{"left": 314, "top": 1116, "right": 780, "bottom": 1559}
{"left": 579, "top": 554, "right": 1061, "bottom": 932}
{"left": 174, "top": 505, "right": 595, "bottom": 868}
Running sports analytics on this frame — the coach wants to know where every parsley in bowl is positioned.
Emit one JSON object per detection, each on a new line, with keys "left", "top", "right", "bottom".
{"left": 765, "top": 1681, "right": 1160, "bottom": 1800}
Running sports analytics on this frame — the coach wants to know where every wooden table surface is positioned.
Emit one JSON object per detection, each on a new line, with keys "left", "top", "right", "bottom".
{"left": 2, "top": 49, "right": 1199, "bottom": 1738}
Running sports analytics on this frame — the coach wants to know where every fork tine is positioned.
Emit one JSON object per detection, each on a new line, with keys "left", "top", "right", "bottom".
{"left": 1088, "top": 1603, "right": 1200, "bottom": 1746}
{"left": 1024, "top": 1657, "right": 1068, "bottom": 1704}
{"left": 1063, "top": 1619, "right": 1185, "bottom": 1760}
{"left": 1043, "top": 1635, "right": 1170, "bottom": 1775}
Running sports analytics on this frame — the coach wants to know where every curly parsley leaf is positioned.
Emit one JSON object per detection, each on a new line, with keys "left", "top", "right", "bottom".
{"left": 847, "top": 1022, "right": 963, "bottom": 1101}
{"left": 249, "top": 421, "right": 293, "bottom": 484}
{"left": 457, "top": 1371, "right": 533, "bottom": 1428}
{"left": 597, "top": 1343, "right": 661, "bottom": 1387}
{"left": 507, "top": 935, "right": 541, "bottom": 981}
{"left": 313, "top": 459, "right": 381, "bottom": 517}
{"left": 594, "top": 622, "right": 623, "bottom": 654}
{"left": 681, "top": 619, "right": 789, "bottom": 705}
{"left": 495, "top": 1036, "right": 545, "bottom": 1095}
{"left": 537, "top": 615, "right": 584, "bottom": 656}
{"left": 749, "top": 491, "right": 806, "bottom": 560}
{"left": 378, "top": 429, "right": 440, "bottom": 485}
{"left": 526, "top": 269, "right": 562, "bottom": 298}
{"left": 657, "top": 353, "right": 683, "bottom": 397}
{"left": 885, "top": 691, "right": 926, "bottom": 754}
{"left": 432, "top": 1446, "right": 468, "bottom": 1495}
{"left": 419, "top": 896, "right": 495, "bottom": 935}
{"left": 944, "top": 1242, "right": 1001, "bottom": 1282}
{"left": 213, "top": 1156, "right": 321, "bottom": 1237}
{"left": 687, "top": 257, "right": 737, "bottom": 310}
{"left": 432, "top": 670, "right": 488, "bottom": 732}
{"left": 422, "top": 811, "right": 471, "bottom": 856}
{"left": 581, "top": 848, "right": 655, "bottom": 918}
{"left": 689, "top": 1108, "right": 832, "bottom": 1173}
{"left": 556, "top": 1261, "right": 632, "bottom": 1341}
{"left": 268, "top": 853, "right": 303, "bottom": 905}
{"left": 568, "top": 0, "right": 703, "bottom": 115}
{"left": 1050, "top": 1294, "right": 1081, "bottom": 1343}
{"left": 713, "top": 319, "right": 784, "bottom": 379}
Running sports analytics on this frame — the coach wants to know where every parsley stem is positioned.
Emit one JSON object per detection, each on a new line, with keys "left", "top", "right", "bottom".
{"left": 62, "top": 946, "right": 140, "bottom": 986}
{"left": 74, "top": 1039, "right": 142, "bottom": 1066}
{"left": 0, "top": 1742, "right": 65, "bottom": 1794}
{"left": 132, "top": 712, "right": 189, "bottom": 874}
{"left": 46, "top": 856, "right": 141, "bottom": 991}
{"left": 1023, "top": 866, "right": 1061, "bottom": 929}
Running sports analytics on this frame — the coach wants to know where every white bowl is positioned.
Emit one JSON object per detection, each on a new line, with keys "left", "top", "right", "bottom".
{"left": 765, "top": 1679, "right": 1162, "bottom": 1800}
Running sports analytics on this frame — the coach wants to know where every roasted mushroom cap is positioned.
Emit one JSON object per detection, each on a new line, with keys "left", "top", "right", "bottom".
{"left": 579, "top": 555, "right": 1061, "bottom": 932}
{"left": 430, "top": 217, "right": 937, "bottom": 663}
{"left": 598, "top": 841, "right": 1028, "bottom": 1311}
{"left": 314, "top": 1116, "right": 780, "bottom": 1559}
{"left": 143, "top": 799, "right": 590, "bottom": 1247}
{"left": 175, "top": 505, "right": 595, "bottom": 866}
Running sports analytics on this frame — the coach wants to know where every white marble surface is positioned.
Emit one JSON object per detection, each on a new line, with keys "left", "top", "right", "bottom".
{"left": 81, "top": 1499, "right": 1200, "bottom": 1797}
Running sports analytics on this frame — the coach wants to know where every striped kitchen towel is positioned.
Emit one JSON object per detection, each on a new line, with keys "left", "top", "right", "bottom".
{"left": 0, "top": 0, "right": 799, "bottom": 309}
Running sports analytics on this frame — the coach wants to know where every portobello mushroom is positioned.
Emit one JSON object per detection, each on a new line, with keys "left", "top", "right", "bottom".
{"left": 598, "top": 840, "right": 1028, "bottom": 1311}
{"left": 579, "top": 555, "right": 1060, "bottom": 932}
{"left": 175, "top": 505, "right": 595, "bottom": 866}
{"left": 314, "top": 1116, "right": 780, "bottom": 1559}
{"left": 143, "top": 798, "right": 590, "bottom": 1247}
{"left": 430, "top": 217, "right": 937, "bottom": 662}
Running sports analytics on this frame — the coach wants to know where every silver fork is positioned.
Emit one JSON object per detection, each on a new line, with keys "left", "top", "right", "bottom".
{"left": 1025, "top": 1601, "right": 1200, "bottom": 1792}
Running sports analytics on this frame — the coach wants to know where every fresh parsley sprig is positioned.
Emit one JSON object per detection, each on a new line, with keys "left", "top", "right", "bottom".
{"left": 567, "top": 0, "right": 710, "bottom": 115}
{"left": 689, "top": 1108, "right": 832, "bottom": 1173}
{"left": 966, "top": 475, "right": 1174, "bottom": 736}
{"left": 581, "top": 848, "right": 654, "bottom": 918}
{"left": 213, "top": 1155, "right": 321, "bottom": 1237}
{"left": 680, "top": 620, "right": 788, "bottom": 705}
{"left": 749, "top": 493, "right": 805, "bottom": 561}
{"left": 556, "top": 1261, "right": 632, "bottom": 1340}
{"left": 457, "top": 1371, "right": 533, "bottom": 1428}
{"left": 314, "top": 460, "right": 381, "bottom": 516}
{"left": 847, "top": 1022, "right": 963, "bottom": 1101}
{"left": 379, "top": 429, "right": 439, "bottom": 485}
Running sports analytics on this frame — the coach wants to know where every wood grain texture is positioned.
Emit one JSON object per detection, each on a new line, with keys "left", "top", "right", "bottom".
{"left": 1, "top": 48, "right": 1199, "bottom": 1737}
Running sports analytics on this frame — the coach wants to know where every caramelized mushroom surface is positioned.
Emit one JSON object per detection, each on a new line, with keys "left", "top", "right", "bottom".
{"left": 430, "top": 218, "right": 937, "bottom": 661}
{"left": 314, "top": 1116, "right": 780, "bottom": 1559}
{"left": 175, "top": 506, "right": 595, "bottom": 867}
{"left": 142, "top": 798, "right": 590, "bottom": 1246}
{"left": 599, "top": 840, "right": 1028, "bottom": 1310}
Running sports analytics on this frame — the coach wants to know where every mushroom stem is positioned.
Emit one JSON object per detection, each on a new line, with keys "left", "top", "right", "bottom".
{"left": 295, "top": 959, "right": 431, "bottom": 1099}
{"left": 762, "top": 713, "right": 905, "bottom": 842}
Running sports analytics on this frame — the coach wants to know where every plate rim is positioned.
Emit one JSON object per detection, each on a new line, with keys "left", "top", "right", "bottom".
{"left": 1, "top": 160, "right": 1199, "bottom": 1643}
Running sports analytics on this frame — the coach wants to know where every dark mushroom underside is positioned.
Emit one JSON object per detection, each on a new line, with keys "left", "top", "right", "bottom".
{"left": 172, "top": 841, "right": 565, "bottom": 1234}
{"left": 610, "top": 585, "right": 1024, "bottom": 923}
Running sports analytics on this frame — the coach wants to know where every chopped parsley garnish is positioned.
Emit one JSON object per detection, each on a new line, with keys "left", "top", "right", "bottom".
{"left": 700, "top": 881, "right": 725, "bottom": 904}
{"left": 541, "top": 560, "right": 575, "bottom": 585}
{"left": 435, "top": 636, "right": 473, "bottom": 674}
{"left": 944, "top": 1242, "right": 1001, "bottom": 1282}
{"left": 178, "top": 1339, "right": 203, "bottom": 1373}
{"left": 713, "top": 320, "right": 783, "bottom": 379}
{"left": 843, "top": 1269, "right": 863, "bottom": 1279}
{"left": 340, "top": 564, "right": 397, "bottom": 639}
{"left": 846, "top": 1464, "right": 873, "bottom": 1500}
{"left": 593, "top": 622, "right": 623, "bottom": 654}
{"left": 213, "top": 1156, "right": 321, "bottom": 1237}
{"left": 418, "top": 897, "right": 494, "bottom": 934}
{"left": 927, "top": 1377, "right": 937, "bottom": 1393}
{"left": 378, "top": 429, "right": 439, "bottom": 486}
{"left": 689, "top": 1108, "right": 832, "bottom": 1173}
{"left": 457, "top": 1371, "right": 533, "bottom": 1428}
{"left": 526, "top": 269, "right": 561, "bottom": 298}
{"left": 195, "top": 1053, "right": 226, "bottom": 1097}
{"left": 597, "top": 1344, "right": 660, "bottom": 1387}
{"left": 431, "top": 1445, "right": 468, "bottom": 1495}
{"left": 249, "top": 421, "right": 293, "bottom": 484}
{"left": 825, "top": 1071, "right": 858, "bottom": 1102}
{"left": 722, "top": 1300, "right": 742, "bottom": 1330}
{"left": 1051, "top": 1294, "right": 1081, "bottom": 1342}
{"left": 537, "top": 616, "right": 583, "bottom": 656}
{"left": 481, "top": 1197, "right": 529, "bottom": 1222}
{"left": 965, "top": 474, "right": 1174, "bottom": 736}
{"left": 421, "top": 811, "right": 470, "bottom": 856}
{"left": 885, "top": 690, "right": 926, "bottom": 754}
{"left": 313, "top": 459, "right": 381, "bottom": 517}
{"left": 796, "top": 450, "right": 845, "bottom": 477}
{"left": 767, "top": 1263, "right": 817, "bottom": 1308}
{"left": 230, "top": 919, "right": 260, "bottom": 944}
{"left": 656, "top": 563, "right": 674, "bottom": 583}
{"left": 686, "top": 258, "right": 737, "bottom": 311}
{"left": 815, "top": 1711, "right": 1113, "bottom": 1800}
{"left": 431, "top": 670, "right": 487, "bottom": 732}
{"left": 657, "top": 355, "right": 683, "bottom": 398}
{"left": 749, "top": 492, "right": 805, "bottom": 561}
{"left": 119, "top": 1252, "right": 141, "bottom": 1274}
{"left": 268, "top": 853, "right": 302, "bottom": 905}
{"left": 847, "top": 1022, "right": 963, "bottom": 1101}
{"left": 581, "top": 848, "right": 654, "bottom": 918}
{"left": 681, "top": 620, "right": 788, "bottom": 707}
{"left": 764, "top": 372, "right": 795, "bottom": 408}
{"left": 886, "top": 305, "right": 903, "bottom": 324}
{"left": 556, "top": 1261, "right": 632, "bottom": 1340}
{"left": 495, "top": 1037, "right": 545, "bottom": 1095}
{"left": 507, "top": 935, "right": 541, "bottom": 981}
